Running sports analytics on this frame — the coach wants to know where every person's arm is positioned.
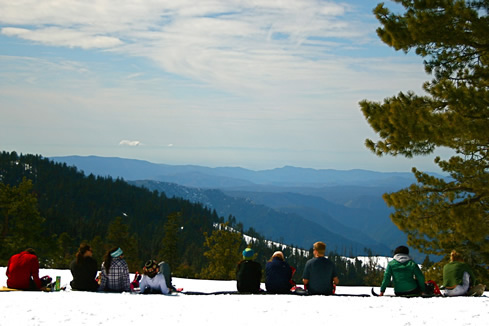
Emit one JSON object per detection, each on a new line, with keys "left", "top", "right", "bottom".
{"left": 6, "top": 257, "right": 11, "bottom": 277}
{"left": 159, "top": 275, "right": 169, "bottom": 294}
{"left": 380, "top": 264, "right": 392, "bottom": 295}
{"left": 30, "top": 258, "right": 42, "bottom": 289}
{"left": 413, "top": 264, "right": 426, "bottom": 292}
{"left": 122, "top": 262, "right": 130, "bottom": 292}
{"left": 302, "top": 262, "right": 310, "bottom": 289}
{"left": 138, "top": 276, "right": 147, "bottom": 293}
{"left": 99, "top": 267, "right": 107, "bottom": 291}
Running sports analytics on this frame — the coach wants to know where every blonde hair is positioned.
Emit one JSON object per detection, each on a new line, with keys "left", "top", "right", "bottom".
{"left": 269, "top": 251, "right": 284, "bottom": 262}
{"left": 313, "top": 242, "right": 326, "bottom": 256}
{"left": 450, "top": 250, "right": 463, "bottom": 262}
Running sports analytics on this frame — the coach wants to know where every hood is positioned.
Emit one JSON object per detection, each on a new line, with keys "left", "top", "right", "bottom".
{"left": 393, "top": 253, "right": 412, "bottom": 264}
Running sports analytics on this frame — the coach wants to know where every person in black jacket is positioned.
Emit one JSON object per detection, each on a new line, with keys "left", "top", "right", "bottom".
{"left": 70, "top": 243, "right": 99, "bottom": 292}
{"left": 236, "top": 248, "right": 262, "bottom": 293}
{"left": 265, "top": 251, "right": 293, "bottom": 294}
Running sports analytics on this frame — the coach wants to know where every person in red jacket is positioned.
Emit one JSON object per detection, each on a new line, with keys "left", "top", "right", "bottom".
{"left": 6, "top": 248, "right": 43, "bottom": 290}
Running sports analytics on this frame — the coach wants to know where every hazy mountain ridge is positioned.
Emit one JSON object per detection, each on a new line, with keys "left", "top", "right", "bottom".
{"left": 50, "top": 155, "right": 423, "bottom": 188}
{"left": 130, "top": 180, "right": 389, "bottom": 255}
{"left": 50, "top": 155, "right": 425, "bottom": 256}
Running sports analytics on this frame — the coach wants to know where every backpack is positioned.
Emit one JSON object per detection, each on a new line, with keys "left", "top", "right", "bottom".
{"left": 425, "top": 280, "right": 442, "bottom": 296}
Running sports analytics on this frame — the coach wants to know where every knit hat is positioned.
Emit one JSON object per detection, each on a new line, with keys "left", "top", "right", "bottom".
{"left": 110, "top": 248, "right": 123, "bottom": 258}
{"left": 143, "top": 260, "right": 158, "bottom": 277}
{"left": 242, "top": 248, "right": 255, "bottom": 260}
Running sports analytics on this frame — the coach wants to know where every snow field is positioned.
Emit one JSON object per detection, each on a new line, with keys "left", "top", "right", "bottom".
{"left": 1, "top": 268, "right": 488, "bottom": 326}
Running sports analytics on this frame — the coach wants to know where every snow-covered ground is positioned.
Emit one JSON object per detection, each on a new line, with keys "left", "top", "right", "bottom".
{"left": 1, "top": 267, "right": 488, "bottom": 326}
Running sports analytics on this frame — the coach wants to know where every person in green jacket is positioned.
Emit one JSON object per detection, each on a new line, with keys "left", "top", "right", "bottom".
{"left": 379, "top": 245, "right": 425, "bottom": 296}
{"left": 442, "top": 250, "right": 476, "bottom": 296}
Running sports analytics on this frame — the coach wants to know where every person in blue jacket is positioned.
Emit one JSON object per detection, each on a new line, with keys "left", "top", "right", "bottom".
{"left": 265, "top": 251, "right": 293, "bottom": 294}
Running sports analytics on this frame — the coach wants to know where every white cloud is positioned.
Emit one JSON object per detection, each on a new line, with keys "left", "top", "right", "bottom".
{"left": 119, "top": 140, "right": 141, "bottom": 147}
{"left": 0, "top": 1, "right": 433, "bottom": 172}
{"left": 1, "top": 27, "right": 122, "bottom": 49}
{"left": 0, "top": 0, "right": 374, "bottom": 94}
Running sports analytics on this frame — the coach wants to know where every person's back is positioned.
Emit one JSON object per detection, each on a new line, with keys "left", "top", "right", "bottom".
{"left": 139, "top": 274, "right": 169, "bottom": 294}
{"left": 6, "top": 249, "right": 42, "bottom": 290}
{"left": 236, "top": 248, "right": 262, "bottom": 293}
{"left": 139, "top": 260, "right": 169, "bottom": 294}
{"left": 443, "top": 261, "right": 474, "bottom": 287}
{"left": 302, "top": 256, "right": 337, "bottom": 294}
{"left": 380, "top": 246, "right": 425, "bottom": 296}
{"left": 265, "top": 252, "right": 292, "bottom": 294}
{"left": 99, "top": 248, "right": 130, "bottom": 293}
{"left": 442, "top": 250, "right": 476, "bottom": 296}
{"left": 302, "top": 242, "right": 339, "bottom": 295}
{"left": 70, "top": 256, "right": 98, "bottom": 291}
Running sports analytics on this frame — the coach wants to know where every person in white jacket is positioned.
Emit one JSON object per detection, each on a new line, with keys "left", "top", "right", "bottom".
{"left": 139, "top": 260, "right": 169, "bottom": 295}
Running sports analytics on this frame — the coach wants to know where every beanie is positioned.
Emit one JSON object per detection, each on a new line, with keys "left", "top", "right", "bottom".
{"left": 110, "top": 248, "right": 123, "bottom": 258}
{"left": 242, "top": 248, "right": 255, "bottom": 260}
{"left": 143, "top": 260, "right": 158, "bottom": 277}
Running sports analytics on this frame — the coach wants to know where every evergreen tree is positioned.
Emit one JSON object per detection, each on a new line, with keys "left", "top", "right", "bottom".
{"left": 90, "top": 235, "right": 107, "bottom": 267}
{"left": 360, "top": 0, "right": 489, "bottom": 283}
{"left": 106, "top": 216, "right": 140, "bottom": 271}
{"left": 158, "top": 211, "right": 181, "bottom": 271}
{"left": 54, "top": 232, "right": 74, "bottom": 268}
{"left": 200, "top": 223, "right": 242, "bottom": 280}
{"left": 0, "top": 178, "right": 45, "bottom": 263}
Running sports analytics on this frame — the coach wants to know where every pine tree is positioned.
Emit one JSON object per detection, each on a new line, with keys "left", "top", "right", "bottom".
{"left": 158, "top": 212, "right": 181, "bottom": 271}
{"left": 200, "top": 223, "right": 242, "bottom": 280}
{"left": 360, "top": 1, "right": 489, "bottom": 282}
{"left": 90, "top": 235, "right": 107, "bottom": 267}
{"left": 106, "top": 216, "right": 140, "bottom": 271}
{"left": 0, "top": 178, "right": 45, "bottom": 262}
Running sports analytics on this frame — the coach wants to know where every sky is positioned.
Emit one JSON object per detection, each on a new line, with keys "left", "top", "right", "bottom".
{"left": 0, "top": 0, "right": 446, "bottom": 172}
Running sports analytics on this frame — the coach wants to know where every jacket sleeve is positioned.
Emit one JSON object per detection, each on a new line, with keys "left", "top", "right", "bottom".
{"left": 413, "top": 264, "right": 426, "bottom": 292}
{"left": 380, "top": 264, "right": 392, "bottom": 293}
{"left": 122, "top": 262, "right": 130, "bottom": 292}
{"left": 467, "top": 265, "right": 477, "bottom": 286}
{"left": 30, "top": 257, "right": 42, "bottom": 289}
{"left": 6, "top": 257, "right": 11, "bottom": 277}
{"left": 159, "top": 275, "right": 169, "bottom": 294}
{"left": 138, "top": 276, "right": 147, "bottom": 293}
{"left": 99, "top": 266, "right": 107, "bottom": 291}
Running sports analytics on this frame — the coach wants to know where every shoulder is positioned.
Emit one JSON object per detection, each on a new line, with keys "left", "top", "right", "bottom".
{"left": 115, "top": 258, "right": 128, "bottom": 266}
{"left": 305, "top": 257, "right": 316, "bottom": 265}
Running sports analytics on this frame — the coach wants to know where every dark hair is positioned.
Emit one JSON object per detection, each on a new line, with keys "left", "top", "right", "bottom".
{"left": 103, "top": 247, "right": 119, "bottom": 274}
{"left": 394, "top": 245, "right": 409, "bottom": 255}
{"left": 25, "top": 248, "right": 37, "bottom": 255}
{"left": 76, "top": 243, "right": 92, "bottom": 264}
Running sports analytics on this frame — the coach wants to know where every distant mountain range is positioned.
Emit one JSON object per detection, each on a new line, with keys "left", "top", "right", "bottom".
{"left": 50, "top": 155, "right": 433, "bottom": 258}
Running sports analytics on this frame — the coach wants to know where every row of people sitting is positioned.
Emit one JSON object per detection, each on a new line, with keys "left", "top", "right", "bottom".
{"left": 4, "top": 242, "right": 483, "bottom": 296}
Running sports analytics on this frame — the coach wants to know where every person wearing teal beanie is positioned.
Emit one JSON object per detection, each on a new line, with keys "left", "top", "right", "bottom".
{"left": 236, "top": 248, "right": 262, "bottom": 293}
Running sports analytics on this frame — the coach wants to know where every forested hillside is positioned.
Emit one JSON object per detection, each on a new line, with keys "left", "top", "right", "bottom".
{"left": 0, "top": 151, "right": 386, "bottom": 285}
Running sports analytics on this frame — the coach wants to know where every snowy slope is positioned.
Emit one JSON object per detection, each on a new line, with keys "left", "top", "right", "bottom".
{"left": 1, "top": 267, "right": 488, "bottom": 326}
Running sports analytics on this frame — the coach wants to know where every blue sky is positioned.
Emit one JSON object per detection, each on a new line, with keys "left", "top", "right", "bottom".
{"left": 0, "top": 0, "right": 446, "bottom": 172}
